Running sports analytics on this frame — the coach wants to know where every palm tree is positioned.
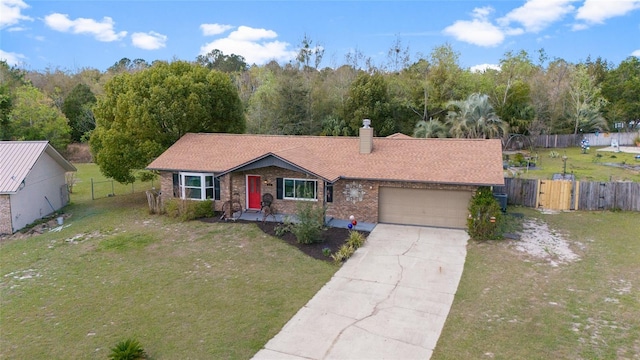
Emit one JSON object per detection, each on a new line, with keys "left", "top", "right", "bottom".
{"left": 445, "top": 93, "right": 508, "bottom": 139}
{"left": 576, "top": 106, "right": 609, "bottom": 133}
{"left": 413, "top": 118, "right": 448, "bottom": 138}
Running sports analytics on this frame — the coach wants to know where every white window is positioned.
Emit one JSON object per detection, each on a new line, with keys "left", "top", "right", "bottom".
{"left": 283, "top": 178, "right": 317, "bottom": 200}
{"left": 179, "top": 172, "right": 217, "bottom": 200}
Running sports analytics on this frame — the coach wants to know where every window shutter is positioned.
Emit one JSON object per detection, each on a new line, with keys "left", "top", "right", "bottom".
{"left": 172, "top": 173, "right": 179, "bottom": 197}
{"left": 214, "top": 177, "right": 221, "bottom": 200}
{"left": 276, "top": 178, "right": 283, "bottom": 199}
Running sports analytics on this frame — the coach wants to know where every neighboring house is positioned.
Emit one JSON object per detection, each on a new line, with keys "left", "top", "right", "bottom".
{"left": 0, "top": 141, "right": 77, "bottom": 234}
{"left": 147, "top": 120, "right": 504, "bottom": 229}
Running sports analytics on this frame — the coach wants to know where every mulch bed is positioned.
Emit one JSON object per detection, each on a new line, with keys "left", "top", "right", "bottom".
{"left": 201, "top": 216, "right": 369, "bottom": 263}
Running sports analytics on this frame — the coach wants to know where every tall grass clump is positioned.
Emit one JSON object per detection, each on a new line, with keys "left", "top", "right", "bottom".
{"left": 108, "top": 338, "right": 147, "bottom": 360}
{"left": 165, "top": 199, "right": 213, "bottom": 221}
{"left": 331, "top": 231, "right": 366, "bottom": 264}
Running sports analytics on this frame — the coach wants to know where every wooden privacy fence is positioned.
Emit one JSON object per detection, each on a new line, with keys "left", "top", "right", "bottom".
{"left": 494, "top": 178, "right": 640, "bottom": 211}
{"left": 538, "top": 179, "right": 579, "bottom": 211}
{"left": 493, "top": 178, "right": 538, "bottom": 208}
{"left": 578, "top": 181, "right": 640, "bottom": 211}
{"left": 526, "top": 131, "right": 640, "bottom": 149}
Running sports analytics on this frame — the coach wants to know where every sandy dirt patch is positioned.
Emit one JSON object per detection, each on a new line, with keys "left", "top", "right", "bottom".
{"left": 514, "top": 219, "right": 580, "bottom": 267}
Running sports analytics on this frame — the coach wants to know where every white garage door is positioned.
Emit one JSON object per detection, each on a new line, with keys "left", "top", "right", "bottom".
{"left": 378, "top": 187, "right": 472, "bottom": 228}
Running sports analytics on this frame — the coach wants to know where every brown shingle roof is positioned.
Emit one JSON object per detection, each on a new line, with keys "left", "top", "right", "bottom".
{"left": 147, "top": 133, "right": 504, "bottom": 186}
{"left": 386, "top": 132, "right": 414, "bottom": 139}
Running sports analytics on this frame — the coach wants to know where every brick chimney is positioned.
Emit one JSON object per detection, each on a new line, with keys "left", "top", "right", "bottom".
{"left": 359, "top": 119, "right": 373, "bottom": 154}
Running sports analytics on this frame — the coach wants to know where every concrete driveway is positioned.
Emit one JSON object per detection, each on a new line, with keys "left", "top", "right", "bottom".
{"left": 252, "top": 224, "right": 469, "bottom": 360}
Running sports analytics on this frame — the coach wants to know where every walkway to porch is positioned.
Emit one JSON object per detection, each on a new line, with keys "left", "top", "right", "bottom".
{"left": 232, "top": 210, "right": 377, "bottom": 232}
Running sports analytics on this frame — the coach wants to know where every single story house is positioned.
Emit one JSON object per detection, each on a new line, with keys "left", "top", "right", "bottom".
{"left": 0, "top": 141, "right": 77, "bottom": 234}
{"left": 147, "top": 120, "right": 504, "bottom": 229}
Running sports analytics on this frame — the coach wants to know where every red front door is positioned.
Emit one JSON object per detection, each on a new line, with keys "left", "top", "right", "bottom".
{"left": 247, "top": 175, "right": 261, "bottom": 209}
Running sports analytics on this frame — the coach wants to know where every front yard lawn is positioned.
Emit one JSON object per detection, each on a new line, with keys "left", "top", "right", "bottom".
{"left": 433, "top": 208, "right": 640, "bottom": 359}
{"left": 1, "top": 169, "right": 337, "bottom": 358}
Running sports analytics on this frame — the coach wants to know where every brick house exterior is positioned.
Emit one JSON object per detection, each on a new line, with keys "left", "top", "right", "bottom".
{"left": 148, "top": 123, "right": 504, "bottom": 228}
{"left": 157, "top": 167, "right": 476, "bottom": 224}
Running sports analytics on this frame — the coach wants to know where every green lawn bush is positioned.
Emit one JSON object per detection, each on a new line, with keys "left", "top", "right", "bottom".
{"left": 346, "top": 231, "right": 366, "bottom": 248}
{"left": 467, "top": 186, "right": 502, "bottom": 240}
{"left": 108, "top": 338, "right": 147, "bottom": 360}
{"left": 331, "top": 231, "right": 366, "bottom": 264}
{"left": 164, "top": 199, "right": 213, "bottom": 221}
{"left": 331, "top": 244, "right": 355, "bottom": 264}
{"left": 290, "top": 202, "right": 326, "bottom": 244}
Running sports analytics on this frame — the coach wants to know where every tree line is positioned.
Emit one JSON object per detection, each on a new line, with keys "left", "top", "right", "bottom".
{"left": 1, "top": 40, "right": 638, "bottom": 182}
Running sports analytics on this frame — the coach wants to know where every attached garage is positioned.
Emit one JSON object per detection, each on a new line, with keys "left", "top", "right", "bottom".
{"left": 378, "top": 187, "right": 473, "bottom": 228}
{"left": 148, "top": 132, "right": 504, "bottom": 226}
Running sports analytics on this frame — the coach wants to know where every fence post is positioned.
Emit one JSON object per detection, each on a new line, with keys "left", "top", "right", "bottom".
{"left": 535, "top": 179, "right": 541, "bottom": 208}
{"left": 91, "top": 178, "right": 94, "bottom": 200}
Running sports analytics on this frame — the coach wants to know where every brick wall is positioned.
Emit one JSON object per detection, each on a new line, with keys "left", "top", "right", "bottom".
{"left": 158, "top": 168, "right": 325, "bottom": 215}
{"left": 228, "top": 167, "right": 325, "bottom": 215}
{"left": 0, "top": 195, "right": 12, "bottom": 235}
{"left": 328, "top": 180, "right": 477, "bottom": 223}
{"left": 158, "top": 169, "right": 477, "bottom": 224}
{"left": 158, "top": 171, "right": 226, "bottom": 211}
{"left": 158, "top": 171, "right": 174, "bottom": 205}
{"left": 217, "top": 173, "right": 231, "bottom": 212}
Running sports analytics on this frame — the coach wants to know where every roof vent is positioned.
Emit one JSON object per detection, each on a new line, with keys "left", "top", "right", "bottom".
{"left": 362, "top": 119, "right": 371, "bottom": 128}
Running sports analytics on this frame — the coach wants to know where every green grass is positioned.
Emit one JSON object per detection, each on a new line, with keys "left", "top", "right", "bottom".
{"left": 1, "top": 164, "right": 337, "bottom": 359}
{"left": 69, "top": 163, "right": 157, "bottom": 202}
{"left": 509, "top": 146, "right": 640, "bottom": 182}
{"left": 433, "top": 208, "right": 640, "bottom": 359}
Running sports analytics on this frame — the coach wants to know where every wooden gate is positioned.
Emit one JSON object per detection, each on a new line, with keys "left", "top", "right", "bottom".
{"left": 536, "top": 179, "right": 579, "bottom": 211}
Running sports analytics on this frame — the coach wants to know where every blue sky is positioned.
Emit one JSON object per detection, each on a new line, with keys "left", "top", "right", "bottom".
{"left": 1, "top": 0, "right": 639, "bottom": 72}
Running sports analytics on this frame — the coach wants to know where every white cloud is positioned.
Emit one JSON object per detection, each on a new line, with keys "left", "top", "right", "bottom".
{"left": 504, "top": 27, "right": 525, "bottom": 36}
{"left": 44, "top": 13, "right": 127, "bottom": 42}
{"left": 470, "top": 63, "right": 501, "bottom": 72}
{"left": 472, "top": 6, "right": 493, "bottom": 19}
{"left": 498, "top": 0, "right": 575, "bottom": 33}
{"left": 199, "top": 25, "right": 296, "bottom": 64}
{"left": 0, "top": 49, "right": 26, "bottom": 66}
{"left": 7, "top": 26, "right": 27, "bottom": 32}
{"left": 575, "top": 0, "right": 640, "bottom": 27}
{"left": 443, "top": 7, "right": 504, "bottom": 47}
{"left": 632, "top": 49, "right": 640, "bottom": 57}
{"left": 200, "top": 23, "right": 233, "bottom": 36}
{"left": 228, "top": 26, "right": 277, "bottom": 42}
{"left": 443, "top": 19, "right": 505, "bottom": 47}
{"left": 0, "top": 0, "right": 32, "bottom": 29}
{"left": 444, "top": 1, "right": 579, "bottom": 47}
{"left": 131, "top": 31, "right": 167, "bottom": 50}
{"left": 571, "top": 23, "right": 589, "bottom": 31}
{"left": 536, "top": 34, "right": 553, "bottom": 43}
